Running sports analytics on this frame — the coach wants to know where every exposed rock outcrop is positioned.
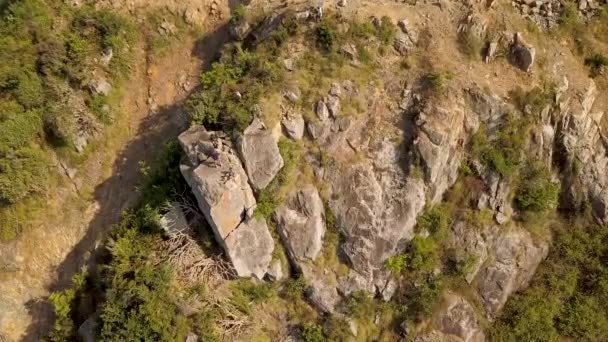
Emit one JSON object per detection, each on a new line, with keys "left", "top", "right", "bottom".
{"left": 394, "top": 18, "right": 418, "bottom": 55}
{"left": 418, "top": 294, "right": 485, "bottom": 342}
{"left": 557, "top": 80, "right": 608, "bottom": 222}
{"left": 275, "top": 185, "right": 326, "bottom": 271}
{"left": 179, "top": 125, "right": 273, "bottom": 278}
{"left": 449, "top": 221, "right": 548, "bottom": 318}
{"left": 414, "top": 91, "right": 470, "bottom": 203}
{"left": 237, "top": 118, "right": 284, "bottom": 191}
{"left": 224, "top": 216, "right": 275, "bottom": 278}
{"left": 307, "top": 279, "right": 340, "bottom": 313}
{"left": 281, "top": 111, "right": 305, "bottom": 140}
{"left": 329, "top": 140, "right": 426, "bottom": 279}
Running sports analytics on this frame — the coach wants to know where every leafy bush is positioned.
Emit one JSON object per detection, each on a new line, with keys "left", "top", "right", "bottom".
{"left": 584, "top": 53, "right": 607, "bottom": 78}
{"left": 416, "top": 205, "right": 451, "bottom": 237}
{"left": 515, "top": 162, "right": 559, "bottom": 212}
{"left": 324, "top": 316, "right": 353, "bottom": 341}
{"left": 97, "top": 228, "right": 189, "bottom": 341}
{"left": 231, "top": 279, "right": 275, "bottom": 309}
{"left": 457, "top": 30, "right": 483, "bottom": 59}
{"left": 423, "top": 71, "right": 454, "bottom": 95}
{"left": 0, "top": 146, "right": 49, "bottom": 205}
{"left": 316, "top": 19, "right": 339, "bottom": 51}
{"left": 509, "top": 84, "right": 556, "bottom": 115}
{"left": 406, "top": 275, "right": 444, "bottom": 319}
{"left": 406, "top": 236, "right": 439, "bottom": 273}
{"left": 386, "top": 254, "right": 407, "bottom": 274}
{"left": 186, "top": 45, "right": 284, "bottom": 131}
{"left": 375, "top": 16, "right": 396, "bottom": 45}
{"left": 470, "top": 115, "right": 527, "bottom": 177}
{"left": 284, "top": 276, "right": 308, "bottom": 299}
{"left": 230, "top": 4, "right": 246, "bottom": 24}
{"left": 301, "top": 323, "right": 326, "bottom": 342}
{"left": 48, "top": 272, "right": 87, "bottom": 341}
{"left": 492, "top": 224, "right": 608, "bottom": 340}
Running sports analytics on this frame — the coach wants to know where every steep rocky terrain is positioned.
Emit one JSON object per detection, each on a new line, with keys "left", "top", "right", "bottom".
{"left": 2, "top": 0, "right": 608, "bottom": 340}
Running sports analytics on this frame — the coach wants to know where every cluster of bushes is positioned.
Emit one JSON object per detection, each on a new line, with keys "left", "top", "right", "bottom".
{"left": 385, "top": 205, "right": 454, "bottom": 322}
{"left": 491, "top": 224, "right": 608, "bottom": 341}
{"left": 48, "top": 142, "right": 193, "bottom": 340}
{"left": 0, "top": 0, "right": 136, "bottom": 239}
{"left": 515, "top": 161, "right": 560, "bottom": 212}
{"left": 469, "top": 114, "right": 527, "bottom": 178}
{"left": 185, "top": 14, "right": 299, "bottom": 132}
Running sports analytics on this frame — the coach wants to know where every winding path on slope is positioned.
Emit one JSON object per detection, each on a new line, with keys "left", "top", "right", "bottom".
{"left": 0, "top": 21, "right": 231, "bottom": 342}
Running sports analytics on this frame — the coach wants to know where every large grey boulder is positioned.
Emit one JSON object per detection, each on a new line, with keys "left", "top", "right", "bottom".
{"left": 77, "top": 314, "right": 98, "bottom": 342}
{"left": 281, "top": 111, "right": 305, "bottom": 140}
{"left": 179, "top": 126, "right": 273, "bottom": 278}
{"left": 476, "top": 227, "right": 548, "bottom": 317}
{"left": 394, "top": 18, "right": 418, "bottom": 55}
{"left": 237, "top": 118, "right": 284, "bottom": 191}
{"left": 417, "top": 294, "right": 485, "bottom": 342}
{"left": 307, "top": 279, "right": 340, "bottom": 313}
{"left": 437, "top": 294, "right": 485, "bottom": 342}
{"left": 275, "top": 185, "right": 326, "bottom": 271}
{"left": 329, "top": 140, "right": 426, "bottom": 279}
{"left": 224, "top": 216, "right": 275, "bottom": 279}
{"left": 449, "top": 220, "right": 548, "bottom": 319}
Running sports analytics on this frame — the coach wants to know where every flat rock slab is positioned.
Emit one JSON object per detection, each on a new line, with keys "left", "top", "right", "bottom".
{"left": 275, "top": 185, "right": 326, "bottom": 270}
{"left": 238, "top": 118, "right": 284, "bottom": 191}
{"left": 224, "top": 216, "right": 274, "bottom": 279}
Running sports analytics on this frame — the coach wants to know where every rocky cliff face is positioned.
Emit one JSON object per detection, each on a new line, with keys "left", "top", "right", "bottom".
{"left": 171, "top": 3, "right": 608, "bottom": 340}
{"left": 557, "top": 80, "right": 608, "bottom": 222}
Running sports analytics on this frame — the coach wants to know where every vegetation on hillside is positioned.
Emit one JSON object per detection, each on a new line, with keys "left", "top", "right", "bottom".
{"left": 45, "top": 5, "right": 608, "bottom": 342}
{"left": 0, "top": 0, "right": 136, "bottom": 239}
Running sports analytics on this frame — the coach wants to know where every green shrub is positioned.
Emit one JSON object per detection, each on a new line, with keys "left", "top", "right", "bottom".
{"left": 375, "top": 16, "right": 396, "bottom": 45}
{"left": 407, "top": 275, "right": 444, "bottom": 319}
{"left": 324, "top": 315, "right": 354, "bottom": 341}
{"left": 347, "top": 291, "right": 376, "bottom": 319}
{"left": 97, "top": 228, "right": 189, "bottom": 341}
{"left": 584, "top": 53, "right": 608, "bottom": 78}
{"left": 509, "top": 84, "right": 556, "bottom": 115}
{"left": 492, "top": 224, "right": 608, "bottom": 340}
{"left": 232, "top": 280, "right": 275, "bottom": 304}
{"left": 470, "top": 115, "right": 527, "bottom": 178}
{"left": 406, "top": 236, "right": 439, "bottom": 273}
{"left": 416, "top": 205, "right": 451, "bottom": 238}
{"left": 515, "top": 162, "right": 559, "bottom": 212}
{"left": 231, "top": 4, "right": 246, "bottom": 24}
{"left": 558, "top": 296, "right": 608, "bottom": 340}
{"left": 457, "top": 30, "right": 483, "bottom": 59}
{"left": 491, "top": 288, "right": 560, "bottom": 342}
{"left": 423, "top": 71, "right": 454, "bottom": 94}
{"left": 349, "top": 20, "right": 376, "bottom": 39}
{"left": 0, "top": 106, "right": 42, "bottom": 150}
{"left": 316, "top": 19, "right": 339, "bottom": 51}
{"left": 386, "top": 254, "right": 407, "bottom": 274}
{"left": 284, "top": 276, "right": 308, "bottom": 299}
{"left": 186, "top": 45, "right": 284, "bottom": 131}
{"left": 301, "top": 323, "right": 326, "bottom": 342}
{"left": 48, "top": 272, "right": 87, "bottom": 342}
{"left": 0, "top": 146, "right": 49, "bottom": 205}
